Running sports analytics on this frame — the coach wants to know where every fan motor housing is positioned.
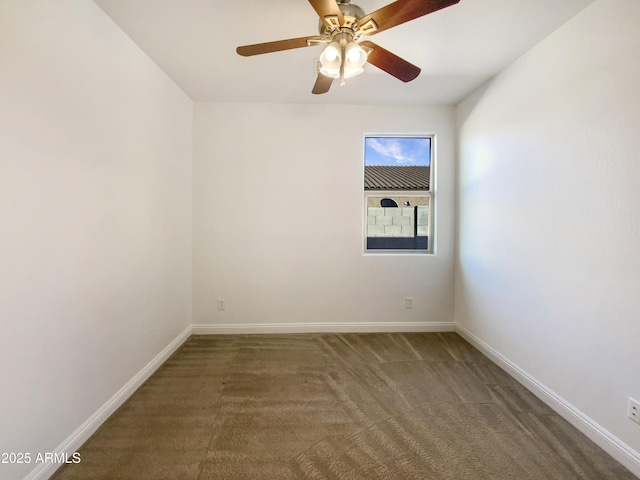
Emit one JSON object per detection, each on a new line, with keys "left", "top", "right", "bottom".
{"left": 318, "top": 1, "right": 366, "bottom": 36}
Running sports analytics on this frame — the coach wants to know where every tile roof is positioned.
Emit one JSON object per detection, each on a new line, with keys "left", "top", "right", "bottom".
{"left": 364, "top": 166, "right": 430, "bottom": 190}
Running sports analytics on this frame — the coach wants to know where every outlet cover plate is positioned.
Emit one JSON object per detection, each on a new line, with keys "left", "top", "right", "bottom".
{"left": 629, "top": 397, "right": 640, "bottom": 425}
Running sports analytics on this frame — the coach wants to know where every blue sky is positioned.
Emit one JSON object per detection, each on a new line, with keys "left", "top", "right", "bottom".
{"left": 364, "top": 137, "right": 431, "bottom": 166}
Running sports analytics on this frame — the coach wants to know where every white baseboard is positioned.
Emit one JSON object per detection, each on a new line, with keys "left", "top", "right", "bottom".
{"left": 191, "top": 321, "right": 456, "bottom": 335}
{"left": 456, "top": 324, "right": 640, "bottom": 478}
{"left": 24, "top": 325, "right": 192, "bottom": 480}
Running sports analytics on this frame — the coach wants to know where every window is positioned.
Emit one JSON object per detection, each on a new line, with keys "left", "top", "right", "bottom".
{"left": 364, "top": 136, "right": 433, "bottom": 253}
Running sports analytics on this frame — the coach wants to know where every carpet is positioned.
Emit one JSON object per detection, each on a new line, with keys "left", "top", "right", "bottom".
{"left": 51, "top": 332, "right": 636, "bottom": 479}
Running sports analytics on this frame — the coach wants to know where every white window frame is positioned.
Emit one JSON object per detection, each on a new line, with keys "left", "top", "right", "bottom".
{"left": 362, "top": 134, "right": 435, "bottom": 256}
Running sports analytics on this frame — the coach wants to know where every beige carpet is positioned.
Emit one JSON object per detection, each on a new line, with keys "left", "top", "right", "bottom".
{"left": 52, "top": 333, "right": 636, "bottom": 479}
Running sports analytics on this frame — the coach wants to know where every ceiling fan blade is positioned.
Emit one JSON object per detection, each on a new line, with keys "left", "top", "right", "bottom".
{"left": 237, "top": 36, "right": 324, "bottom": 56}
{"left": 308, "top": 0, "right": 344, "bottom": 28}
{"left": 357, "top": 0, "right": 460, "bottom": 36}
{"left": 312, "top": 72, "right": 334, "bottom": 94}
{"left": 360, "top": 41, "right": 421, "bottom": 82}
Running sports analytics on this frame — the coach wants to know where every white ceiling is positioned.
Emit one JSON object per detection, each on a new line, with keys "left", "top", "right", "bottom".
{"left": 92, "top": 0, "right": 595, "bottom": 105}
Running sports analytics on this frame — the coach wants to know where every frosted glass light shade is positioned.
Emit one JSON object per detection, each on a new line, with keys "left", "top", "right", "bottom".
{"left": 319, "top": 42, "right": 342, "bottom": 78}
{"left": 345, "top": 42, "right": 366, "bottom": 66}
{"left": 343, "top": 42, "right": 367, "bottom": 79}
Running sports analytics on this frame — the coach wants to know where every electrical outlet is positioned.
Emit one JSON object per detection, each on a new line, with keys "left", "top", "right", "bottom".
{"left": 217, "top": 299, "right": 225, "bottom": 311}
{"left": 629, "top": 397, "right": 640, "bottom": 425}
{"left": 405, "top": 297, "right": 413, "bottom": 309}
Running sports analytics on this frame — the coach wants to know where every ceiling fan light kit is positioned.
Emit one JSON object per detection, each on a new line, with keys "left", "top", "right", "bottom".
{"left": 236, "top": 0, "right": 461, "bottom": 95}
{"left": 318, "top": 32, "right": 368, "bottom": 84}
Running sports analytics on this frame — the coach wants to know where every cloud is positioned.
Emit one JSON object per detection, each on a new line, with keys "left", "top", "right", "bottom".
{"left": 368, "top": 137, "right": 429, "bottom": 165}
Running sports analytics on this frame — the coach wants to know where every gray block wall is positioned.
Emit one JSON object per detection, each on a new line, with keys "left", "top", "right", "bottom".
{"left": 367, "top": 206, "right": 429, "bottom": 237}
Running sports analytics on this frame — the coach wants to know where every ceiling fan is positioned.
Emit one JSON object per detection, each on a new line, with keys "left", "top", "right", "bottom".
{"left": 236, "top": 0, "right": 461, "bottom": 94}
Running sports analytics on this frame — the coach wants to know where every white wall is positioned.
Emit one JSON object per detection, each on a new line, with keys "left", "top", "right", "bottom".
{"left": 456, "top": 0, "right": 640, "bottom": 473}
{"left": 0, "top": 1, "right": 192, "bottom": 479}
{"left": 193, "top": 103, "right": 455, "bottom": 331}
